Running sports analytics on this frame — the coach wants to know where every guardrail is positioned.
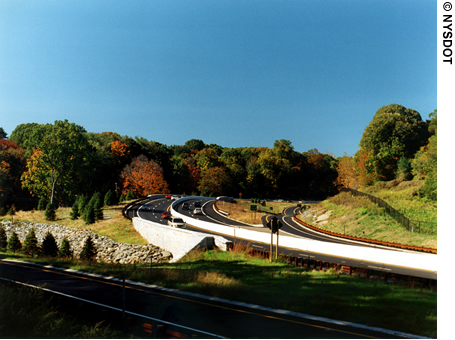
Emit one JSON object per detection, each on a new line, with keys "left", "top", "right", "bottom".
{"left": 341, "top": 188, "right": 436, "bottom": 235}
{"left": 293, "top": 215, "right": 437, "bottom": 254}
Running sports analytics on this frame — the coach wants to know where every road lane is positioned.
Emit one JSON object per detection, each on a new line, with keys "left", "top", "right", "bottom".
{"left": 0, "top": 260, "right": 410, "bottom": 339}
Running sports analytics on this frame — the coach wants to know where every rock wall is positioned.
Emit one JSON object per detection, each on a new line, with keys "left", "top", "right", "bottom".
{"left": 1, "top": 221, "right": 172, "bottom": 264}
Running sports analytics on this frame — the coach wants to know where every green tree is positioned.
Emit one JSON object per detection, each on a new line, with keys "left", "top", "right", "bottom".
{"left": 0, "top": 127, "right": 7, "bottom": 139}
{"left": 20, "top": 120, "right": 94, "bottom": 205}
{"left": 79, "top": 236, "right": 96, "bottom": 260}
{"left": 412, "top": 110, "right": 437, "bottom": 200}
{"left": 44, "top": 203, "right": 56, "bottom": 221}
{"left": 104, "top": 189, "right": 116, "bottom": 206}
{"left": 58, "top": 237, "right": 73, "bottom": 258}
{"left": 0, "top": 226, "right": 7, "bottom": 248}
{"left": 69, "top": 200, "right": 80, "bottom": 220}
{"left": 7, "top": 231, "right": 21, "bottom": 253}
{"left": 37, "top": 197, "right": 48, "bottom": 211}
{"left": 22, "top": 228, "right": 40, "bottom": 257}
{"left": 83, "top": 201, "right": 96, "bottom": 225}
{"left": 41, "top": 231, "right": 58, "bottom": 257}
{"left": 357, "top": 104, "right": 429, "bottom": 181}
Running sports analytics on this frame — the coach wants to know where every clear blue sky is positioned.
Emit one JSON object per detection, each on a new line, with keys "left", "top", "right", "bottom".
{"left": 0, "top": 0, "right": 437, "bottom": 157}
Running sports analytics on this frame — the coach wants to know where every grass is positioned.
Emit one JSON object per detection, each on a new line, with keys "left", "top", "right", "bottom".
{"left": 0, "top": 281, "right": 121, "bottom": 338}
{"left": 0, "top": 245, "right": 437, "bottom": 338}
{"left": 1, "top": 201, "right": 147, "bottom": 245}
{"left": 0, "top": 191, "right": 437, "bottom": 337}
{"left": 298, "top": 180, "right": 437, "bottom": 249}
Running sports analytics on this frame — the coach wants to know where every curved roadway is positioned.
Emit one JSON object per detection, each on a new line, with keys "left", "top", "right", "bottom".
{"left": 127, "top": 195, "right": 436, "bottom": 280}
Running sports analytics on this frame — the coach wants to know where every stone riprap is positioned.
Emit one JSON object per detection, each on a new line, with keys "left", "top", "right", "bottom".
{"left": 1, "top": 221, "right": 172, "bottom": 264}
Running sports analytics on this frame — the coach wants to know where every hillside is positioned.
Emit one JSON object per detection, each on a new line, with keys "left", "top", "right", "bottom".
{"left": 299, "top": 179, "right": 437, "bottom": 249}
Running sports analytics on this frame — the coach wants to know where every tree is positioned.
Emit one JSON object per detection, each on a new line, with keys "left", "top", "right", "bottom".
{"left": 41, "top": 231, "right": 58, "bottom": 257}
{"left": 104, "top": 190, "right": 116, "bottom": 206}
{"left": 22, "top": 228, "right": 40, "bottom": 257}
{"left": 69, "top": 200, "right": 80, "bottom": 220}
{"left": 120, "top": 155, "right": 169, "bottom": 196}
{"left": 7, "top": 231, "right": 21, "bottom": 253}
{"left": 37, "top": 197, "right": 48, "bottom": 211}
{"left": 357, "top": 104, "right": 429, "bottom": 181}
{"left": 198, "top": 166, "right": 230, "bottom": 197}
{"left": 0, "top": 127, "right": 7, "bottom": 139}
{"left": 79, "top": 236, "right": 96, "bottom": 260}
{"left": 0, "top": 226, "right": 7, "bottom": 248}
{"left": 335, "top": 154, "right": 358, "bottom": 188}
{"left": 44, "top": 203, "right": 56, "bottom": 221}
{"left": 412, "top": 110, "right": 437, "bottom": 200}
{"left": 83, "top": 201, "right": 96, "bottom": 225}
{"left": 58, "top": 237, "right": 73, "bottom": 258}
{"left": 20, "top": 120, "right": 94, "bottom": 205}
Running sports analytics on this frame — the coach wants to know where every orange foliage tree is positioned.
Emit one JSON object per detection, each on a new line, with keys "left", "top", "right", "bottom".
{"left": 335, "top": 154, "right": 358, "bottom": 188}
{"left": 109, "top": 140, "right": 130, "bottom": 164}
{"left": 120, "top": 155, "right": 169, "bottom": 196}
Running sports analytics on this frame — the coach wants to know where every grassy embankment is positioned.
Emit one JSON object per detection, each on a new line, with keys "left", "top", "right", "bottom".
{"left": 0, "top": 192, "right": 437, "bottom": 338}
{"left": 298, "top": 180, "right": 437, "bottom": 249}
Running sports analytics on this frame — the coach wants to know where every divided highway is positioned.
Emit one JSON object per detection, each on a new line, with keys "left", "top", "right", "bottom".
{"left": 127, "top": 195, "right": 436, "bottom": 280}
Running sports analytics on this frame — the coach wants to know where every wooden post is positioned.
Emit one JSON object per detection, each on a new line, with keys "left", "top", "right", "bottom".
{"left": 276, "top": 226, "right": 279, "bottom": 260}
{"left": 270, "top": 226, "right": 273, "bottom": 262}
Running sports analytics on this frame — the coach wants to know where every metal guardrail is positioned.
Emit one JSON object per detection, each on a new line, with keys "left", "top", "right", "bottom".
{"left": 340, "top": 188, "right": 436, "bottom": 235}
{"left": 293, "top": 215, "right": 437, "bottom": 254}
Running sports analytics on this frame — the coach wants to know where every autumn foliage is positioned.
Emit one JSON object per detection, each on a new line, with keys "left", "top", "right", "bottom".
{"left": 120, "top": 155, "right": 169, "bottom": 196}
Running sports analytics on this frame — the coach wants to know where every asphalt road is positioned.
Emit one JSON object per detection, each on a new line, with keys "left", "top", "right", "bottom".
{"left": 129, "top": 195, "right": 437, "bottom": 280}
{"left": 0, "top": 260, "right": 409, "bottom": 339}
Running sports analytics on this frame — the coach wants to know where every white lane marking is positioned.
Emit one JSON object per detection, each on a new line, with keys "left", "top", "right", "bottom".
{"left": 0, "top": 276, "right": 226, "bottom": 339}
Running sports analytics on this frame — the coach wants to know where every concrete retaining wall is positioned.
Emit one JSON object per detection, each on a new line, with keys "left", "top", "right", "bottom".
{"left": 132, "top": 217, "right": 231, "bottom": 263}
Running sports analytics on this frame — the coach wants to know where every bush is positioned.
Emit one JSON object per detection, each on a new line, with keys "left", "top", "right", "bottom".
{"left": 79, "top": 236, "right": 96, "bottom": 260}
{"left": 77, "top": 195, "right": 88, "bottom": 215}
{"left": 125, "top": 191, "right": 136, "bottom": 201}
{"left": 83, "top": 202, "right": 95, "bottom": 225}
{"left": 7, "top": 231, "right": 22, "bottom": 253}
{"left": 69, "top": 201, "right": 80, "bottom": 220}
{"left": 41, "top": 232, "right": 58, "bottom": 257}
{"left": 0, "top": 206, "right": 6, "bottom": 216}
{"left": 104, "top": 190, "right": 116, "bottom": 206}
{"left": 44, "top": 203, "right": 56, "bottom": 221}
{"left": 90, "top": 192, "right": 103, "bottom": 221}
{"left": 58, "top": 237, "right": 73, "bottom": 258}
{"left": 119, "top": 193, "right": 125, "bottom": 203}
{"left": 7, "top": 205, "right": 16, "bottom": 216}
{"left": 22, "top": 228, "right": 40, "bottom": 257}
{"left": 37, "top": 197, "right": 47, "bottom": 211}
{"left": 0, "top": 226, "right": 7, "bottom": 248}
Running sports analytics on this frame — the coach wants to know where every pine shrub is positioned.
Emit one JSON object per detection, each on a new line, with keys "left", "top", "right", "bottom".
{"left": 37, "top": 197, "right": 48, "bottom": 211}
{"left": 125, "top": 191, "right": 135, "bottom": 201}
{"left": 69, "top": 201, "right": 80, "bottom": 220}
{"left": 44, "top": 203, "right": 56, "bottom": 221}
{"left": 22, "top": 228, "right": 40, "bottom": 257}
{"left": 119, "top": 193, "right": 125, "bottom": 202}
{"left": 0, "top": 226, "right": 7, "bottom": 248}
{"left": 0, "top": 206, "right": 6, "bottom": 216}
{"left": 104, "top": 190, "right": 116, "bottom": 206}
{"left": 79, "top": 236, "right": 96, "bottom": 260}
{"left": 58, "top": 237, "right": 73, "bottom": 258}
{"left": 7, "top": 231, "right": 22, "bottom": 253}
{"left": 7, "top": 205, "right": 16, "bottom": 216}
{"left": 41, "top": 232, "right": 58, "bottom": 257}
{"left": 83, "top": 202, "right": 95, "bottom": 225}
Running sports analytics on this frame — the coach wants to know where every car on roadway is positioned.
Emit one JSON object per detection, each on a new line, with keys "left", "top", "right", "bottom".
{"left": 168, "top": 217, "right": 186, "bottom": 228}
{"left": 193, "top": 207, "right": 203, "bottom": 215}
{"left": 182, "top": 202, "right": 189, "bottom": 210}
{"left": 171, "top": 195, "right": 179, "bottom": 200}
{"left": 161, "top": 211, "right": 171, "bottom": 219}
{"left": 194, "top": 201, "right": 202, "bottom": 207}
{"left": 165, "top": 195, "right": 171, "bottom": 199}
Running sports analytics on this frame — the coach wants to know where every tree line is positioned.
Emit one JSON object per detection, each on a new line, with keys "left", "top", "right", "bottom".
{"left": 0, "top": 103, "right": 437, "bottom": 214}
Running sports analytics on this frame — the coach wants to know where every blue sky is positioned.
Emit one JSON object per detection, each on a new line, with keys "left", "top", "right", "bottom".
{"left": 0, "top": 0, "right": 438, "bottom": 157}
